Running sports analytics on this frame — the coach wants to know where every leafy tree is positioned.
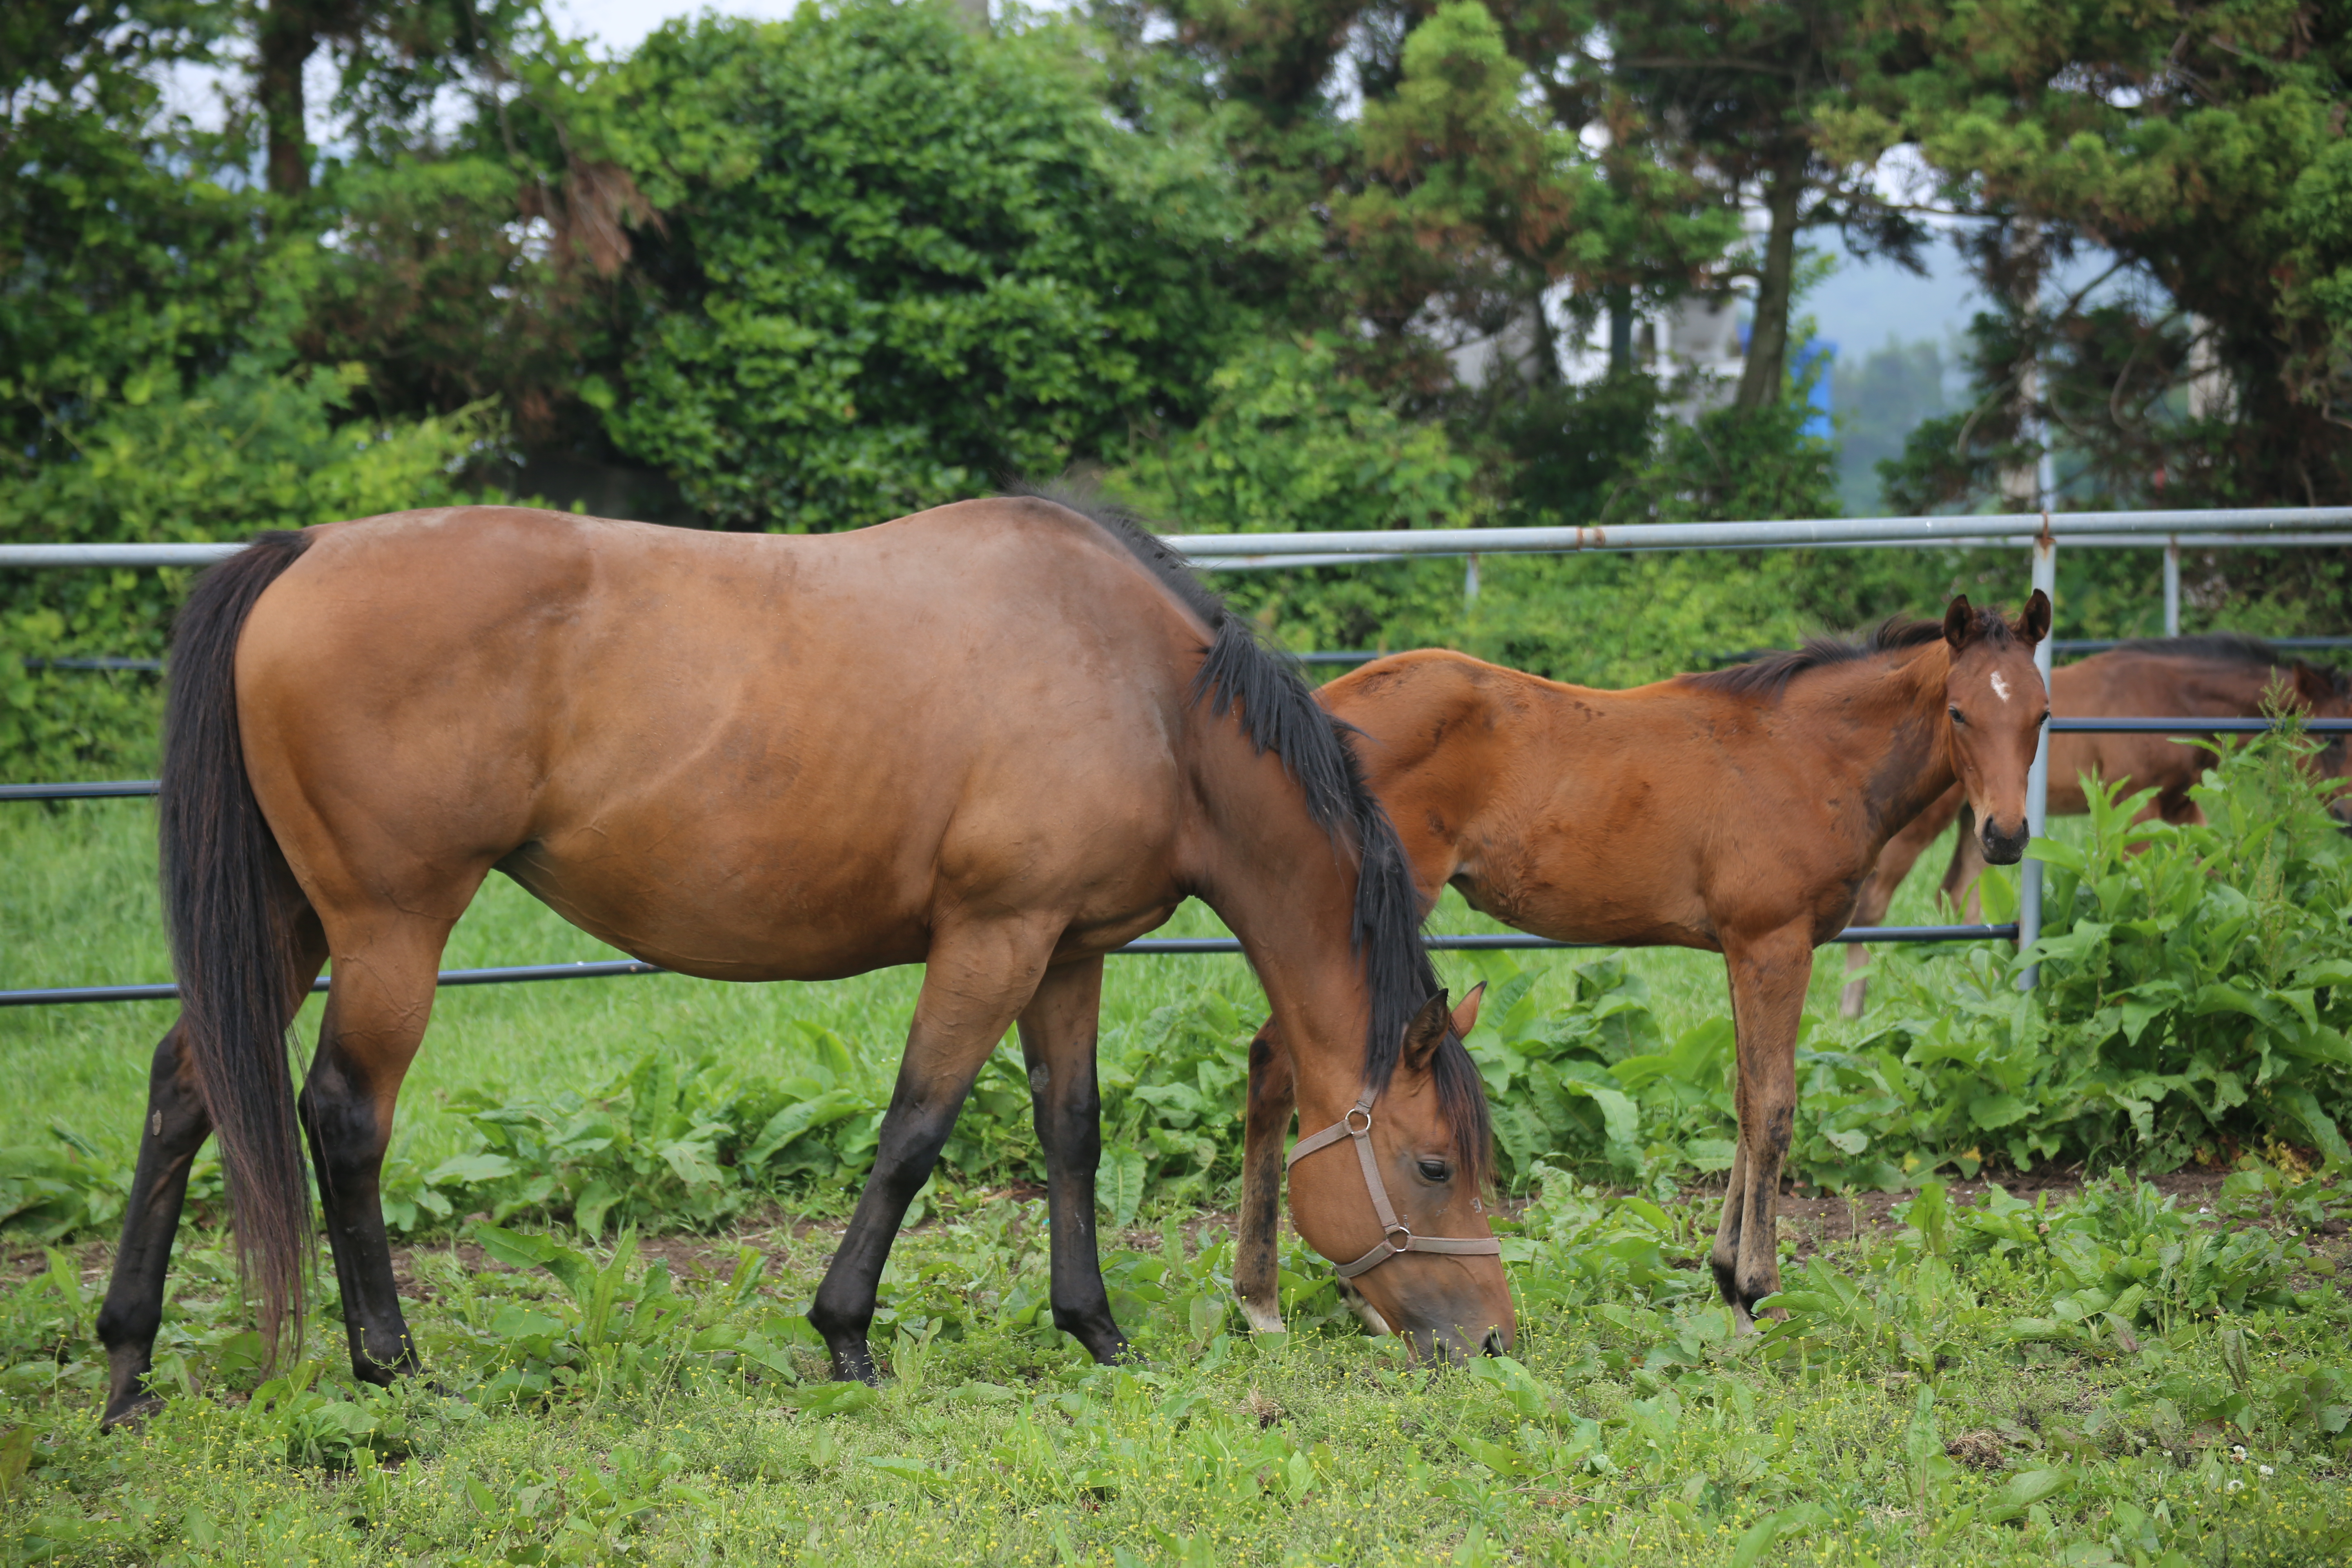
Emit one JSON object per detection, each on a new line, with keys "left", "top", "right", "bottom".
{"left": 1107, "top": 333, "right": 1480, "bottom": 532}
{"left": 565, "top": 3, "right": 1255, "bottom": 531}
{"left": 1851, "top": 0, "right": 2352, "bottom": 509}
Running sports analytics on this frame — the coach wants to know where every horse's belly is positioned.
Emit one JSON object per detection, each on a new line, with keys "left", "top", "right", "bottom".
{"left": 497, "top": 835, "right": 935, "bottom": 981}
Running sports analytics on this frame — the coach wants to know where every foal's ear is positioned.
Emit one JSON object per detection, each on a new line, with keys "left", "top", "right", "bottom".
{"left": 1450, "top": 981, "right": 1487, "bottom": 1040}
{"left": 1403, "top": 991, "right": 1452, "bottom": 1074}
{"left": 1943, "top": 595, "right": 1976, "bottom": 650}
{"left": 2013, "top": 589, "right": 2052, "bottom": 648}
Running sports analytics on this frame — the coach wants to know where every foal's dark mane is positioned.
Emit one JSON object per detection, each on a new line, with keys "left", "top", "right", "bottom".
{"left": 1682, "top": 613, "right": 1999, "bottom": 702}
{"left": 1010, "top": 487, "right": 1490, "bottom": 1181}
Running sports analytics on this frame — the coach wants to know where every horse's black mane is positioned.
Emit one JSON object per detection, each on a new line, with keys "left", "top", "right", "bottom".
{"left": 1682, "top": 612, "right": 1995, "bottom": 701}
{"left": 2110, "top": 635, "right": 2349, "bottom": 697}
{"left": 2117, "top": 634, "right": 2289, "bottom": 666}
{"left": 1009, "top": 486, "right": 1490, "bottom": 1182}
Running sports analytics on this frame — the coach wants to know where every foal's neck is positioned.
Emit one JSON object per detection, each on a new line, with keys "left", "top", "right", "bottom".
{"left": 1809, "top": 642, "right": 1956, "bottom": 839}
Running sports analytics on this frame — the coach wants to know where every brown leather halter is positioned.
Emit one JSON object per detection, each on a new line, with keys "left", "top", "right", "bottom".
{"left": 1287, "top": 1091, "right": 1502, "bottom": 1280}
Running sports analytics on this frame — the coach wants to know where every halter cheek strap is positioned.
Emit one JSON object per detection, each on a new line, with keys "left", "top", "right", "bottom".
{"left": 1286, "top": 1092, "right": 1502, "bottom": 1280}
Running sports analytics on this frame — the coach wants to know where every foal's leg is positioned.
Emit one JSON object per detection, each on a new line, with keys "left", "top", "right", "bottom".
{"left": 98, "top": 918, "right": 328, "bottom": 1426}
{"left": 1839, "top": 784, "right": 1964, "bottom": 1018}
{"left": 1940, "top": 803, "right": 1985, "bottom": 918}
{"left": 1016, "top": 956, "right": 1129, "bottom": 1364}
{"left": 1232, "top": 1025, "right": 1294, "bottom": 1335}
{"left": 1711, "top": 923, "right": 1814, "bottom": 1327}
{"left": 808, "top": 921, "right": 1052, "bottom": 1382}
{"left": 301, "top": 913, "right": 452, "bottom": 1383}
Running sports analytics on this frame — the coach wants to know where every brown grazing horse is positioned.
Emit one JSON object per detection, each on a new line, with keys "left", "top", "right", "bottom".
{"left": 1233, "top": 596, "right": 2051, "bottom": 1331}
{"left": 1840, "top": 635, "right": 2352, "bottom": 1016}
{"left": 96, "top": 497, "right": 1508, "bottom": 1427}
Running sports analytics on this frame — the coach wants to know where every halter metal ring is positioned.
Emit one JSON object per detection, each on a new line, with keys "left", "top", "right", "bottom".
{"left": 1383, "top": 1223, "right": 1414, "bottom": 1251}
{"left": 1344, "top": 1106, "right": 1374, "bottom": 1136}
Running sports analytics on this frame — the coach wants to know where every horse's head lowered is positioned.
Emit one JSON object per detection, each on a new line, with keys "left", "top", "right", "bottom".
{"left": 1284, "top": 987, "right": 1515, "bottom": 1362}
{"left": 2283, "top": 661, "right": 2352, "bottom": 829}
{"left": 1941, "top": 591, "right": 2052, "bottom": 864}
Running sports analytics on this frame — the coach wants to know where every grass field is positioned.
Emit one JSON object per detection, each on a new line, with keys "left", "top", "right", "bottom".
{"left": 5, "top": 803, "right": 2350, "bottom": 1566}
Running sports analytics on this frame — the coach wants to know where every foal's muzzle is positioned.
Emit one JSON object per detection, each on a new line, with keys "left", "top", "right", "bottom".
{"left": 1980, "top": 815, "right": 2029, "bottom": 864}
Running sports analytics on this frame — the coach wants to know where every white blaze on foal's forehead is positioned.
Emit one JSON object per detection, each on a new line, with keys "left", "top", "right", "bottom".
{"left": 1989, "top": 672, "right": 2013, "bottom": 704}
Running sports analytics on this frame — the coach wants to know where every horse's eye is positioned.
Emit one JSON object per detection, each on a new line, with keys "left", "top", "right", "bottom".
{"left": 2040, "top": 710, "right": 2052, "bottom": 726}
{"left": 1417, "top": 1158, "right": 1451, "bottom": 1183}
{"left": 1947, "top": 705, "right": 1966, "bottom": 725}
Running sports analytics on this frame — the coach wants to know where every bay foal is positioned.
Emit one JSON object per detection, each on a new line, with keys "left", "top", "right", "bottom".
{"left": 98, "top": 497, "right": 1507, "bottom": 1426}
{"left": 1840, "top": 635, "right": 2352, "bottom": 1014}
{"left": 1236, "top": 596, "right": 2049, "bottom": 1330}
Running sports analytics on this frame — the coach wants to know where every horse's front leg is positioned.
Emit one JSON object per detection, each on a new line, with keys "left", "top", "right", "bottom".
{"left": 1232, "top": 1025, "right": 1295, "bottom": 1335}
{"left": 1016, "top": 956, "right": 1129, "bottom": 1365}
{"left": 1840, "top": 784, "right": 1962, "bottom": 1019}
{"left": 808, "top": 920, "right": 1052, "bottom": 1382}
{"left": 1711, "top": 922, "right": 1815, "bottom": 1328}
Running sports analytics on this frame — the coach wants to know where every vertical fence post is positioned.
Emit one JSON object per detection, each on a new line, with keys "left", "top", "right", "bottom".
{"left": 1464, "top": 553, "right": 1481, "bottom": 605}
{"left": 2017, "top": 525, "right": 2057, "bottom": 989}
{"left": 2163, "top": 535, "right": 2180, "bottom": 635}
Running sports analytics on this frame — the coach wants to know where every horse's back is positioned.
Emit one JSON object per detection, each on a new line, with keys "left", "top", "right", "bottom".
{"left": 233, "top": 502, "right": 1205, "bottom": 978}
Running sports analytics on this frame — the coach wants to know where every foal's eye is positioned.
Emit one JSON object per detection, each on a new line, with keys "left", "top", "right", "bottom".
{"left": 1417, "top": 1158, "right": 1452, "bottom": 1184}
{"left": 1947, "top": 705, "right": 1966, "bottom": 725}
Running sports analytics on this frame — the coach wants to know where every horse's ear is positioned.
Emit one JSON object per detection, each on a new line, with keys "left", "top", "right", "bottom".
{"left": 1403, "top": 991, "right": 1451, "bottom": 1074}
{"left": 1450, "top": 981, "right": 1487, "bottom": 1040}
{"left": 2014, "top": 589, "right": 2052, "bottom": 648}
{"left": 1943, "top": 595, "right": 1976, "bottom": 650}
{"left": 2291, "top": 661, "right": 2333, "bottom": 712}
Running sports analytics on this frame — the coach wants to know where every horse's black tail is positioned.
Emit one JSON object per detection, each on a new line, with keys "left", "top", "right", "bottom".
{"left": 159, "top": 530, "right": 314, "bottom": 1357}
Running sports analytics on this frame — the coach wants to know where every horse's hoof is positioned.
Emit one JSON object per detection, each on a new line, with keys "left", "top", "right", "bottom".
{"left": 100, "top": 1394, "right": 163, "bottom": 1431}
{"left": 1237, "top": 1297, "right": 1285, "bottom": 1336}
{"left": 826, "top": 1345, "right": 882, "bottom": 1385}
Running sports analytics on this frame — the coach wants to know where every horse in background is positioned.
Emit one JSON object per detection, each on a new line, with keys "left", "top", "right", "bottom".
{"left": 1233, "top": 596, "right": 2051, "bottom": 1332}
{"left": 1840, "top": 635, "right": 2352, "bottom": 1016}
{"left": 98, "top": 494, "right": 1509, "bottom": 1427}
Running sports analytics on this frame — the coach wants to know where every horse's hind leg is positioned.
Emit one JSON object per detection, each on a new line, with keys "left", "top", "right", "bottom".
{"left": 1016, "top": 956, "right": 1129, "bottom": 1364}
{"left": 1711, "top": 924, "right": 1813, "bottom": 1328}
{"left": 98, "top": 913, "right": 328, "bottom": 1427}
{"left": 301, "top": 911, "right": 454, "bottom": 1383}
{"left": 1232, "top": 1024, "right": 1295, "bottom": 1335}
{"left": 808, "top": 920, "right": 1054, "bottom": 1383}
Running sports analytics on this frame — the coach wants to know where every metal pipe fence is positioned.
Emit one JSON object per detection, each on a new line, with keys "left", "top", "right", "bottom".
{"left": 0, "top": 925, "right": 2025, "bottom": 1009}
{"left": 6, "top": 506, "right": 2347, "bottom": 1007}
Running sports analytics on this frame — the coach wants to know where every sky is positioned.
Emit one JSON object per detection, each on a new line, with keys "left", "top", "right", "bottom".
{"left": 543, "top": 0, "right": 798, "bottom": 53}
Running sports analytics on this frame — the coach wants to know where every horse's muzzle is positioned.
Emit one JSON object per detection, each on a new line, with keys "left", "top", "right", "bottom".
{"left": 1980, "top": 816, "right": 2030, "bottom": 864}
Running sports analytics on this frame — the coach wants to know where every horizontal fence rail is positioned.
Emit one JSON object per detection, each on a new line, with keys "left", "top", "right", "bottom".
{"left": 7, "top": 508, "right": 2351, "bottom": 572}
{"left": 2049, "top": 637, "right": 2352, "bottom": 655}
{"left": 0, "top": 925, "right": 2022, "bottom": 1009}
{"left": 14, "top": 717, "right": 2348, "bottom": 804}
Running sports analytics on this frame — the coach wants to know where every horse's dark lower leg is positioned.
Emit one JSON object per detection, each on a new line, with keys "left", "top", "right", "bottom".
{"left": 1017, "top": 957, "right": 1128, "bottom": 1364}
{"left": 96, "top": 1027, "right": 215, "bottom": 1426}
{"left": 301, "top": 1033, "right": 418, "bottom": 1382}
{"left": 1232, "top": 1027, "right": 1294, "bottom": 1334}
{"left": 808, "top": 924, "right": 1046, "bottom": 1382}
{"left": 297, "top": 916, "right": 439, "bottom": 1386}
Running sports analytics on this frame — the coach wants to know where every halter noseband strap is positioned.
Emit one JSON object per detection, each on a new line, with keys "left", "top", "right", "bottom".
{"left": 1286, "top": 1091, "right": 1501, "bottom": 1280}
